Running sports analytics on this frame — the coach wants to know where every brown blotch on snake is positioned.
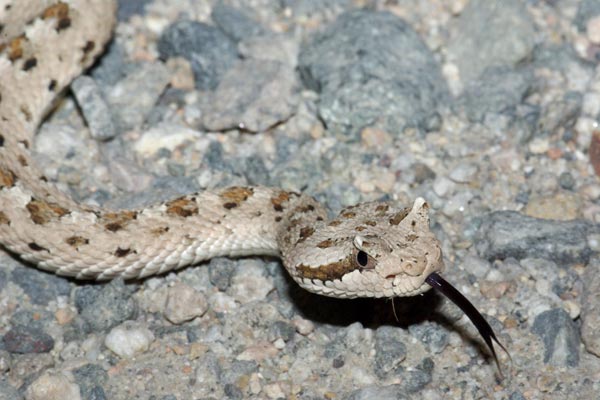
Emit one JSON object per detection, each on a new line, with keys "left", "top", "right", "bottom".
{"left": 28, "top": 242, "right": 49, "bottom": 252}
{"left": 66, "top": 236, "right": 89, "bottom": 248}
{"left": 150, "top": 226, "right": 170, "bottom": 236}
{"left": 389, "top": 209, "right": 410, "bottom": 225}
{"left": 221, "top": 186, "right": 254, "bottom": 203}
{"left": 101, "top": 210, "right": 138, "bottom": 232}
{"left": 165, "top": 197, "right": 198, "bottom": 218}
{"left": 7, "top": 36, "right": 24, "bottom": 61}
{"left": 22, "top": 57, "right": 37, "bottom": 71}
{"left": 297, "top": 226, "right": 315, "bottom": 243}
{"left": 0, "top": 211, "right": 10, "bottom": 225}
{"left": 0, "top": 166, "right": 16, "bottom": 188}
{"left": 316, "top": 239, "right": 334, "bottom": 249}
{"left": 17, "top": 154, "right": 27, "bottom": 166}
{"left": 271, "top": 191, "right": 290, "bottom": 212}
{"left": 114, "top": 247, "right": 132, "bottom": 257}
{"left": 26, "top": 198, "right": 69, "bottom": 224}
{"left": 297, "top": 256, "right": 358, "bottom": 282}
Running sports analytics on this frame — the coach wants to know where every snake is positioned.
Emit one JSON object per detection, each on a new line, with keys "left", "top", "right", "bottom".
{"left": 0, "top": 0, "right": 508, "bottom": 370}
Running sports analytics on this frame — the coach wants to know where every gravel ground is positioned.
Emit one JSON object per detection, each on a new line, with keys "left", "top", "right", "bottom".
{"left": 2, "top": 0, "right": 600, "bottom": 398}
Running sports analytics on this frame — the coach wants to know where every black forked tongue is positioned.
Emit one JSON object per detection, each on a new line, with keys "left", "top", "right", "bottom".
{"left": 426, "top": 272, "right": 510, "bottom": 376}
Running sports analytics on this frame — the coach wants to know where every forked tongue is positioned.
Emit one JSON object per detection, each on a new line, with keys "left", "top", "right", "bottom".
{"left": 425, "top": 272, "right": 510, "bottom": 376}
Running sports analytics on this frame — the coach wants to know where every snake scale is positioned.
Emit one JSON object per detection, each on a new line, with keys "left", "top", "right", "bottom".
{"left": 0, "top": 0, "right": 508, "bottom": 370}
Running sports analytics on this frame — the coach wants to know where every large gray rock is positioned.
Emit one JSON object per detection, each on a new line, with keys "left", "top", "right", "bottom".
{"left": 447, "top": 0, "right": 535, "bottom": 83}
{"left": 298, "top": 10, "right": 449, "bottom": 137}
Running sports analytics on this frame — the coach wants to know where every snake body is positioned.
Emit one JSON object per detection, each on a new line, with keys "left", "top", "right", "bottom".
{"left": 0, "top": 0, "right": 444, "bottom": 299}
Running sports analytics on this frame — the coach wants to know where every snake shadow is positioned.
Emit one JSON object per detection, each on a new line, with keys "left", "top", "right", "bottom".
{"left": 281, "top": 272, "right": 442, "bottom": 329}
{"left": 280, "top": 271, "right": 500, "bottom": 366}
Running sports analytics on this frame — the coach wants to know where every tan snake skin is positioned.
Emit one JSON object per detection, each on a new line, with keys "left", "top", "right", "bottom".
{"left": 0, "top": 0, "right": 444, "bottom": 299}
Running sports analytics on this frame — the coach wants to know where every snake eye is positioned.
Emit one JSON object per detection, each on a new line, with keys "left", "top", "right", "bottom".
{"left": 356, "top": 250, "right": 369, "bottom": 267}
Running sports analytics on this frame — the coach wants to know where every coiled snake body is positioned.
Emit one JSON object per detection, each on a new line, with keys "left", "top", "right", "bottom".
{"left": 0, "top": 0, "right": 507, "bottom": 369}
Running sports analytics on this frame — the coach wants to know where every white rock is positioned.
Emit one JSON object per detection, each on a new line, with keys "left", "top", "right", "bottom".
{"left": 105, "top": 322, "right": 155, "bottom": 358}
{"left": 230, "top": 260, "right": 275, "bottom": 303}
{"left": 209, "top": 292, "right": 238, "bottom": 313}
{"left": 164, "top": 282, "right": 208, "bottom": 324}
{"left": 134, "top": 122, "right": 201, "bottom": 156}
{"left": 587, "top": 15, "right": 600, "bottom": 44}
{"left": 25, "top": 371, "right": 81, "bottom": 400}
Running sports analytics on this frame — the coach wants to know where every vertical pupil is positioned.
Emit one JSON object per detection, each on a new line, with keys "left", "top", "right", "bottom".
{"left": 357, "top": 251, "right": 368, "bottom": 266}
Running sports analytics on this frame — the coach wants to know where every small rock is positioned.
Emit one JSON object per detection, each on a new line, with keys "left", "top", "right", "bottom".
{"left": 229, "top": 260, "right": 275, "bottom": 303}
{"left": 25, "top": 371, "right": 81, "bottom": 400}
{"left": 105, "top": 61, "right": 170, "bottom": 131}
{"left": 448, "top": 163, "right": 479, "bottom": 183}
{"left": 104, "top": 322, "right": 155, "bottom": 358}
{"left": 292, "top": 317, "right": 315, "bottom": 336}
{"left": 532, "top": 308, "right": 580, "bottom": 367}
{"left": 432, "top": 176, "right": 455, "bottom": 197}
{"left": 346, "top": 385, "right": 409, "bottom": 400}
{"left": 447, "top": 0, "right": 535, "bottom": 82}
{"left": 158, "top": 19, "right": 238, "bottom": 90}
{"left": 164, "top": 282, "right": 208, "bottom": 324}
{"left": 587, "top": 15, "right": 600, "bottom": 44}
{"left": 474, "top": 211, "right": 600, "bottom": 264}
{"left": 374, "top": 326, "right": 407, "bottom": 379}
{"left": 74, "top": 280, "right": 137, "bottom": 333}
{"left": 71, "top": 76, "right": 116, "bottom": 140}
{"left": 0, "top": 349, "right": 12, "bottom": 373}
{"left": 9, "top": 267, "right": 72, "bottom": 306}
{"left": 3, "top": 325, "right": 54, "bottom": 354}
{"left": 582, "top": 258, "right": 600, "bottom": 356}
{"left": 208, "top": 257, "right": 237, "bottom": 291}
{"left": 458, "top": 66, "right": 533, "bottom": 122}
{"left": 479, "top": 280, "right": 511, "bottom": 299}
{"left": 0, "top": 381, "right": 20, "bottom": 400}
{"left": 236, "top": 342, "right": 279, "bottom": 362}
{"left": 361, "top": 127, "right": 393, "bottom": 148}
{"left": 524, "top": 192, "right": 580, "bottom": 220}
{"left": 211, "top": 3, "right": 265, "bottom": 42}
{"left": 559, "top": 172, "right": 576, "bottom": 190}
{"left": 201, "top": 58, "right": 299, "bottom": 132}
{"left": 134, "top": 122, "right": 201, "bottom": 157}
{"left": 408, "top": 322, "right": 448, "bottom": 354}
{"left": 72, "top": 363, "right": 109, "bottom": 400}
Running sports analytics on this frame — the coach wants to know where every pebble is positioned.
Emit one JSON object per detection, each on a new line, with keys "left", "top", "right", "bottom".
{"left": 210, "top": 3, "right": 265, "bottom": 42}
{"left": 298, "top": 10, "right": 449, "bottom": 137}
{"left": 71, "top": 76, "right": 116, "bottom": 140}
{"left": 448, "top": 162, "right": 479, "bottom": 183}
{"left": 3, "top": 325, "right": 54, "bottom": 354}
{"left": 25, "top": 371, "right": 81, "bottom": 400}
{"left": 74, "top": 280, "right": 137, "bottom": 333}
{"left": 104, "top": 322, "right": 155, "bottom": 358}
{"left": 373, "top": 326, "right": 408, "bottom": 379}
{"left": 447, "top": 0, "right": 535, "bottom": 83}
{"left": 474, "top": 210, "right": 599, "bottom": 264}
{"left": 158, "top": 19, "right": 238, "bottom": 90}
{"left": 587, "top": 15, "right": 600, "bottom": 44}
{"left": 10, "top": 267, "right": 72, "bottom": 306}
{"left": 201, "top": 59, "right": 299, "bottom": 132}
{"left": 524, "top": 192, "right": 580, "bottom": 220}
{"left": 105, "top": 61, "right": 170, "bottom": 131}
{"left": 229, "top": 260, "right": 275, "bottom": 303}
{"left": 532, "top": 308, "right": 580, "bottom": 367}
{"left": 163, "top": 282, "right": 208, "bottom": 324}
{"left": 582, "top": 257, "right": 600, "bottom": 356}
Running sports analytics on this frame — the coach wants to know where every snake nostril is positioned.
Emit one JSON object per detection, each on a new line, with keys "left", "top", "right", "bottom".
{"left": 385, "top": 274, "right": 395, "bottom": 279}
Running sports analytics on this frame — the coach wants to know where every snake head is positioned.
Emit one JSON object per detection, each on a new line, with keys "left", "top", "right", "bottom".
{"left": 288, "top": 197, "right": 444, "bottom": 298}
{"left": 349, "top": 197, "right": 445, "bottom": 297}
